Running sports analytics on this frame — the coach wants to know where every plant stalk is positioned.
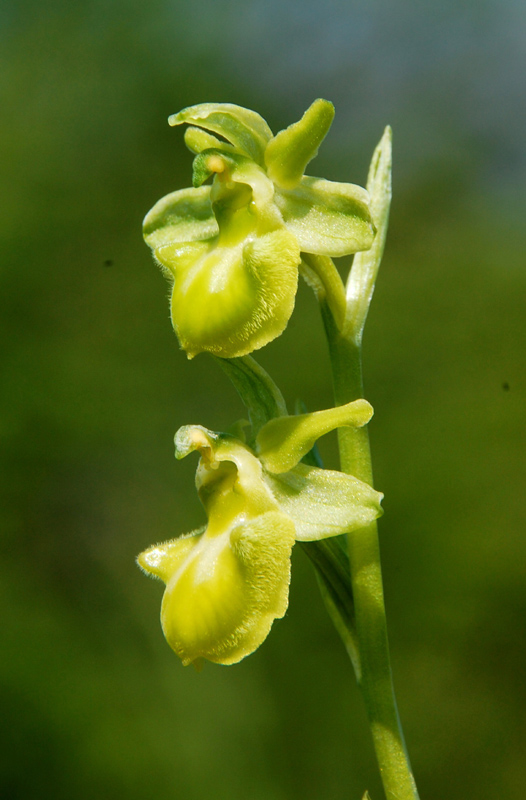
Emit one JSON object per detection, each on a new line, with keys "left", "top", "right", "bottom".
{"left": 326, "top": 320, "right": 420, "bottom": 800}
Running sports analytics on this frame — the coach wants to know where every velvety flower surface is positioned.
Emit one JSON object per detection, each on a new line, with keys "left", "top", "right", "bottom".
{"left": 137, "top": 401, "right": 383, "bottom": 666}
{"left": 143, "top": 100, "right": 376, "bottom": 358}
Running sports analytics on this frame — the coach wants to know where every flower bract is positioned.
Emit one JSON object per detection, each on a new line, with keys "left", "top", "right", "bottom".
{"left": 143, "top": 100, "right": 376, "bottom": 358}
{"left": 137, "top": 401, "right": 383, "bottom": 666}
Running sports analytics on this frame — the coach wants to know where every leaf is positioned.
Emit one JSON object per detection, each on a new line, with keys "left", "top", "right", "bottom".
{"left": 345, "top": 126, "right": 392, "bottom": 342}
{"left": 215, "top": 356, "right": 288, "bottom": 438}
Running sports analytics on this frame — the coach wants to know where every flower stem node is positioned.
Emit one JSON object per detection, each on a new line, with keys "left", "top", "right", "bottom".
{"left": 137, "top": 404, "right": 383, "bottom": 666}
{"left": 143, "top": 101, "right": 376, "bottom": 358}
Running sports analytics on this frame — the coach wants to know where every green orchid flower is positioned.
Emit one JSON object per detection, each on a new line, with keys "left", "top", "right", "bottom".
{"left": 143, "top": 100, "right": 376, "bottom": 359}
{"left": 137, "top": 400, "right": 383, "bottom": 667}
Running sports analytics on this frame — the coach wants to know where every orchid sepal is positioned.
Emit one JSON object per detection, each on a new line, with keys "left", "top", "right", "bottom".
{"left": 169, "top": 103, "right": 273, "bottom": 166}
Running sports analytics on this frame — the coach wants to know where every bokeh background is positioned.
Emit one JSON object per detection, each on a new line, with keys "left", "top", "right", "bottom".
{"left": 2, "top": 1, "right": 525, "bottom": 798}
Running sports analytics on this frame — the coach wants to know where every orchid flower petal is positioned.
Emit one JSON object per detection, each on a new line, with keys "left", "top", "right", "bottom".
{"left": 265, "top": 98, "right": 335, "bottom": 190}
{"left": 184, "top": 126, "right": 237, "bottom": 155}
{"left": 256, "top": 399, "right": 373, "bottom": 474}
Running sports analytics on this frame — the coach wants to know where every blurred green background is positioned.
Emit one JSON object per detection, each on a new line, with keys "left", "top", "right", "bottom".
{"left": 1, "top": 1, "right": 525, "bottom": 798}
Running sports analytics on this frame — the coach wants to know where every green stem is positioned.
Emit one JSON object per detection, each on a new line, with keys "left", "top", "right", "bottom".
{"left": 325, "top": 314, "right": 420, "bottom": 800}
